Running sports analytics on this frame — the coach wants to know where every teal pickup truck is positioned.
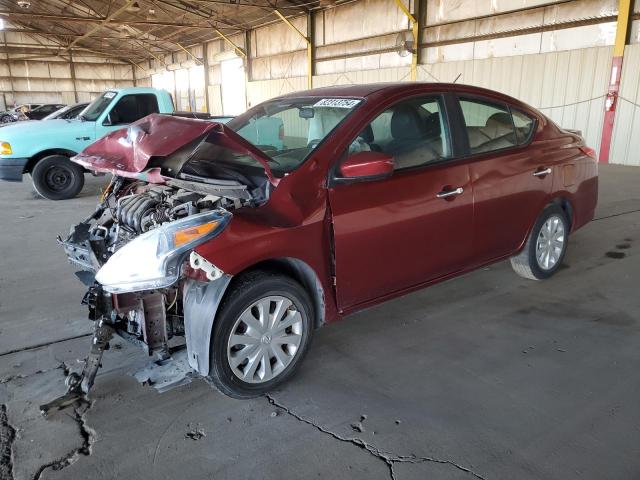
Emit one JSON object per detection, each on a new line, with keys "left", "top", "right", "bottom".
{"left": 0, "top": 87, "right": 177, "bottom": 200}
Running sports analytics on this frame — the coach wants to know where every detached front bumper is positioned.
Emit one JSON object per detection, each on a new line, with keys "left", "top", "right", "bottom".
{"left": 0, "top": 157, "right": 28, "bottom": 181}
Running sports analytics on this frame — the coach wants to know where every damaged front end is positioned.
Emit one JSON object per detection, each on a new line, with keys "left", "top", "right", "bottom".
{"left": 41, "top": 115, "right": 274, "bottom": 415}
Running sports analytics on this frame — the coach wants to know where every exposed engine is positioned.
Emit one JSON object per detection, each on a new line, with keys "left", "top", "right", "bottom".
{"left": 61, "top": 178, "right": 249, "bottom": 272}
{"left": 116, "top": 186, "right": 228, "bottom": 234}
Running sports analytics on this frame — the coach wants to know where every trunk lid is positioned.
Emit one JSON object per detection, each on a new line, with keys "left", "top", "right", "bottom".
{"left": 71, "top": 114, "right": 276, "bottom": 184}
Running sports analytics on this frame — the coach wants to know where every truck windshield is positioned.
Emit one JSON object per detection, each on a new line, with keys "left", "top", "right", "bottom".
{"left": 227, "top": 97, "right": 362, "bottom": 173}
{"left": 81, "top": 91, "right": 117, "bottom": 121}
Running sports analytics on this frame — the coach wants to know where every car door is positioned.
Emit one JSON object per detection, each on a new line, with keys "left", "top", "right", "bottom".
{"left": 96, "top": 93, "right": 160, "bottom": 139}
{"left": 328, "top": 94, "right": 473, "bottom": 311}
{"left": 455, "top": 96, "right": 553, "bottom": 263}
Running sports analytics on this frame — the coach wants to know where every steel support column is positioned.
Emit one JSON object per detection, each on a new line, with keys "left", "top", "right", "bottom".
{"left": 69, "top": 52, "right": 79, "bottom": 103}
{"left": 2, "top": 33, "right": 15, "bottom": 105}
{"left": 599, "top": 0, "right": 632, "bottom": 163}
{"left": 203, "top": 41, "right": 210, "bottom": 113}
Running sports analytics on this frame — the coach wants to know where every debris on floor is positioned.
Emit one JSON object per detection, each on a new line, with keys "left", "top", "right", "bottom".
{"left": 184, "top": 423, "right": 206, "bottom": 441}
{"left": 350, "top": 415, "right": 367, "bottom": 433}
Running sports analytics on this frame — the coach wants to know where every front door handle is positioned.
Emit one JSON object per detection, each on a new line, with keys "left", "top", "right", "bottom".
{"left": 533, "top": 167, "right": 552, "bottom": 177}
{"left": 436, "top": 187, "right": 464, "bottom": 199}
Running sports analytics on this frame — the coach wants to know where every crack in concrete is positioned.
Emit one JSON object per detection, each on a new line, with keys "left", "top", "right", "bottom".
{"left": 0, "top": 364, "right": 67, "bottom": 385}
{"left": 594, "top": 208, "right": 640, "bottom": 221}
{"left": 31, "top": 402, "right": 95, "bottom": 480}
{"left": 0, "top": 334, "right": 92, "bottom": 358}
{"left": 1, "top": 359, "right": 95, "bottom": 480}
{"left": 266, "top": 395, "right": 486, "bottom": 480}
{"left": 1, "top": 404, "right": 16, "bottom": 480}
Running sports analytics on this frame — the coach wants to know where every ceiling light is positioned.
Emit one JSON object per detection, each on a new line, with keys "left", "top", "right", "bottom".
{"left": 16, "top": 0, "right": 31, "bottom": 9}
{"left": 0, "top": 19, "right": 4, "bottom": 30}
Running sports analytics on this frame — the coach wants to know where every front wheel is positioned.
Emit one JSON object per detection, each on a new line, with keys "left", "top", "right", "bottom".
{"left": 207, "top": 271, "right": 314, "bottom": 399}
{"left": 0, "top": 115, "right": 14, "bottom": 124}
{"left": 510, "top": 204, "right": 569, "bottom": 280}
{"left": 31, "top": 155, "right": 85, "bottom": 200}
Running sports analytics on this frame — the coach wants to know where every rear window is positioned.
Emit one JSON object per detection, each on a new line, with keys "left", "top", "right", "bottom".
{"left": 459, "top": 98, "right": 516, "bottom": 154}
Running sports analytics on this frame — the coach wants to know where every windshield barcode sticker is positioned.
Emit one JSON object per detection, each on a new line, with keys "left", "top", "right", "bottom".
{"left": 313, "top": 98, "right": 361, "bottom": 108}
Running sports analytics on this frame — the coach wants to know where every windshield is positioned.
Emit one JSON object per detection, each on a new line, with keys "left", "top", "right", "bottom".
{"left": 81, "top": 91, "right": 117, "bottom": 121}
{"left": 227, "top": 97, "right": 362, "bottom": 174}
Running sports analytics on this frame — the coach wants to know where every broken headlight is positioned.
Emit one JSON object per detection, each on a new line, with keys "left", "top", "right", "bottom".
{"left": 95, "top": 210, "right": 231, "bottom": 293}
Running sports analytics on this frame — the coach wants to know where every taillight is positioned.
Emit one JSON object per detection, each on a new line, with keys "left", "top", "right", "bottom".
{"left": 278, "top": 124, "right": 284, "bottom": 140}
{"left": 580, "top": 146, "right": 597, "bottom": 159}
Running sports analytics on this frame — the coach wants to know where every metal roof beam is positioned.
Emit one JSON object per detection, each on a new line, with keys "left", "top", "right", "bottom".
{"left": 0, "top": 11, "right": 243, "bottom": 30}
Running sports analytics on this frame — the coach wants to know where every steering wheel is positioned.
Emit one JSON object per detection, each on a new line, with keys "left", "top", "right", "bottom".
{"left": 307, "top": 139, "right": 322, "bottom": 149}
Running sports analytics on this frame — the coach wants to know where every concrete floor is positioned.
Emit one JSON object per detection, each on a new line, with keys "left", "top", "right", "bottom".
{"left": 0, "top": 165, "right": 639, "bottom": 480}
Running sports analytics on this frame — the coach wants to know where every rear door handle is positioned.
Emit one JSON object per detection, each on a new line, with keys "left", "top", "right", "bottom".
{"left": 533, "top": 167, "right": 552, "bottom": 177}
{"left": 436, "top": 187, "right": 464, "bottom": 199}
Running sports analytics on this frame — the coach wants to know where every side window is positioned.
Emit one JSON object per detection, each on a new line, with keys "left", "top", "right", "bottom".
{"left": 512, "top": 109, "right": 535, "bottom": 144}
{"left": 459, "top": 98, "right": 516, "bottom": 154}
{"left": 351, "top": 96, "right": 451, "bottom": 171}
{"left": 109, "top": 94, "right": 159, "bottom": 124}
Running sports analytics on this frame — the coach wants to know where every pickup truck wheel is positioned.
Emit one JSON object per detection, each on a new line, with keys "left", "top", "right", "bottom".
{"left": 207, "top": 271, "right": 314, "bottom": 399}
{"left": 0, "top": 114, "right": 13, "bottom": 124}
{"left": 511, "top": 205, "right": 569, "bottom": 280}
{"left": 31, "top": 155, "right": 84, "bottom": 200}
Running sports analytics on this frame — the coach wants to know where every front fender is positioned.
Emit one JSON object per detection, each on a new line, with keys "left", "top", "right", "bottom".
{"left": 0, "top": 120, "right": 94, "bottom": 159}
{"left": 182, "top": 276, "right": 233, "bottom": 376}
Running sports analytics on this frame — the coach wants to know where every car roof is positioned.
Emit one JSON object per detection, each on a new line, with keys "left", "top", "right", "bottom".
{"left": 275, "top": 82, "right": 531, "bottom": 109}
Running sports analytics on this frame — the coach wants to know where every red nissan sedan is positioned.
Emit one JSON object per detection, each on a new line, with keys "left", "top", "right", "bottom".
{"left": 45, "top": 82, "right": 598, "bottom": 411}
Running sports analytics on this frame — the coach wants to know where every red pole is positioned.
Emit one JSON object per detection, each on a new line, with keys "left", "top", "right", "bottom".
{"left": 598, "top": 0, "right": 631, "bottom": 164}
{"left": 598, "top": 56, "right": 622, "bottom": 164}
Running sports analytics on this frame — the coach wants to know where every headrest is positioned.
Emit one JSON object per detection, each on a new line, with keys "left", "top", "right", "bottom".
{"left": 360, "top": 124, "right": 374, "bottom": 143}
{"left": 391, "top": 105, "right": 424, "bottom": 141}
{"left": 483, "top": 112, "right": 513, "bottom": 137}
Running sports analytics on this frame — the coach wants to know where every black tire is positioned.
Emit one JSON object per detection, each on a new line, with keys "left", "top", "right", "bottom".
{"left": 510, "top": 204, "right": 569, "bottom": 280}
{"left": 0, "top": 114, "right": 14, "bottom": 124}
{"left": 31, "top": 155, "right": 85, "bottom": 200}
{"left": 207, "top": 270, "right": 314, "bottom": 399}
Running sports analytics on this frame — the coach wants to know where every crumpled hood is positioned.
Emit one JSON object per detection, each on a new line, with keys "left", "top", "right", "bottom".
{"left": 72, "top": 114, "right": 276, "bottom": 184}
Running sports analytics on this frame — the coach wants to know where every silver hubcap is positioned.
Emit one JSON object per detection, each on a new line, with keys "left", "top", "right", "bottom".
{"left": 227, "top": 296, "right": 304, "bottom": 384}
{"left": 536, "top": 215, "right": 565, "bottom": 270}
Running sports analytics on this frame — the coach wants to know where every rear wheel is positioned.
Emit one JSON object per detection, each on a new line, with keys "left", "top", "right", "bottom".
{"left": 0, "top": 114, "right": 14, "bottom": 124}
{"left": 510, "top": 204, "right": 569, "bottom": 280}
{"left": 207, "top": 271, "right": 314, "bottom": 399}
{"left": 31, "top": 155, "right": 84, "bottom": 200}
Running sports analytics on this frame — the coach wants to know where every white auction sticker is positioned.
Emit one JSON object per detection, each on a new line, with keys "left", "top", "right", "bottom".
{"left": 313, "top": 98, "right": 361, "bottom": 108}
{"left": 104, "top": 91, "right": 117, "bottom": 99}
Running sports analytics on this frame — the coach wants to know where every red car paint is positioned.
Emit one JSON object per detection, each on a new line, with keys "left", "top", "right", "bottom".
{"left": 78, "top": 83, "right": 598, "bottom": 324}
{"left": 339, "top": 151, "right": 394, "bottom": 178}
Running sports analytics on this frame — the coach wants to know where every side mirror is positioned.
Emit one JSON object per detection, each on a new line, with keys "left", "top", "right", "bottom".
{"left": 339, "top": 151, "right": 394, "bottom": 181}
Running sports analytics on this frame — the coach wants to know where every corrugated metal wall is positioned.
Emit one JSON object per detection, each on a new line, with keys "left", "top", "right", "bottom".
{"left": 419, "top": 47, "right": 612, "bottom": 152}
{"left": 610, "top": 44, "right": 640, "bottom": 166}
{"left": 0, "top": 56, "right": 136, "bottom": 109}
